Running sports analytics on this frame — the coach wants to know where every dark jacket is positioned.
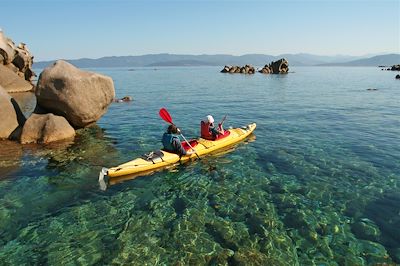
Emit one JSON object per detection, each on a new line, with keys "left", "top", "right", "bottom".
{"left": 162, "top": 133, "right": 187, "bottom": 155}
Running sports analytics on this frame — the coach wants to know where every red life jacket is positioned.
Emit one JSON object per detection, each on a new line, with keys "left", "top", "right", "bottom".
{"left": 201, "top": 121, "right": 214, "bottom": 140}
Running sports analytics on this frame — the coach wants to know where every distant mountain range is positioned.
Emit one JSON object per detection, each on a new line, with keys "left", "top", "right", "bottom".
{"left": 33, "top": 53, "right": 400, "bottom": 68}
{"left": 317, "top": 54, "right": 400, "bottom": 66}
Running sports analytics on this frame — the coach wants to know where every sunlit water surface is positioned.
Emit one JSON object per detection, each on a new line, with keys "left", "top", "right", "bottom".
{"left": 0, "top": 66, "right": 399, "bottom": 265}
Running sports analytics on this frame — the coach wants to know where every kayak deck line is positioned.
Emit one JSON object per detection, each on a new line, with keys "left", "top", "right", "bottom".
{"left": 99, "top": 123, "right": 256, "bottom": 186}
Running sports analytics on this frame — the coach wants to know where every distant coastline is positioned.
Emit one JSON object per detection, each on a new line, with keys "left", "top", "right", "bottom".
{"left": 33, "top": 53, "right": 400, "bottom": 68}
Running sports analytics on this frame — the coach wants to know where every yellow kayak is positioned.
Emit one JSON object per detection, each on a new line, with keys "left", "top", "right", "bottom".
{"left": 99, "top": 123, "right": 256, "bottom": 180}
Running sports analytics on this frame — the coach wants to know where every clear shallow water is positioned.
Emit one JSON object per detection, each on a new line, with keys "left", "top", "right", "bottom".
{"left": 0, "top": 66, "right": 399, "bottom": 265}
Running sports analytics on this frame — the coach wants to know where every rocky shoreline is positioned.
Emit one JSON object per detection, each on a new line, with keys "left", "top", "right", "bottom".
{"left": 0, "top": 30, "right": 115, "bottom": 145}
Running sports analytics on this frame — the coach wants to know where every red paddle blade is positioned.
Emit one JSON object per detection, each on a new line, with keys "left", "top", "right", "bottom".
{"left": 159, "top": 108, "right": 173, "bottom": 124}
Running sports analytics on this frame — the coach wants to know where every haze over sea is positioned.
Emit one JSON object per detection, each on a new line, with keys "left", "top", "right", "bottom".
{"left": 0, "top": 66, "right": 399, "bottom": 264}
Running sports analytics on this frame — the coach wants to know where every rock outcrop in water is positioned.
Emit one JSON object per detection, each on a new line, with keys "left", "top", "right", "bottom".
{"left": 259, "top": 58, "right": 289, "bottom": 74}
{"left": 20, "top": 113, "right": 75, "bottom": 144}
{"left": 220, "top": 65, "right": 255, "bottom": 74}
{"left": 35, "top": 60, "right": 115, "bottom": 128}
{"left": 220, "top": 59, "right": 290, "bottom": 75}
{"left": 0, "top": 30, "right": 116, "bottom": 144}
{"left": 0, "top": 85, "right": 26, "bottom": 140}
{"left": 396, "top": 74, "right": 400, "bottom": 79}
{"left": 390, "top": 65, "right": 400, "bottom": 71}
{"left": 114, "top": 96, "right": 133, "bottom": 102}
{"left": 382, "top": 65, "right": 400, "bottom": 71}
{"left": 0, "top": 30, "right": 35, "bottom": 92}
{"left": 259, "top": 66, "right": 272, "bottom": 74}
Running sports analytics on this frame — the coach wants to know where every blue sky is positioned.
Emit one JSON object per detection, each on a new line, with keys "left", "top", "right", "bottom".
{"left": 1, "top": 0, "right": 399, "bottom": 61}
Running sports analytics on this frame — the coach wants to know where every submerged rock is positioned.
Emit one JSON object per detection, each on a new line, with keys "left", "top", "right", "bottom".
{"left": 20, "top": 113, "right": 75, "bottom": 144}
{"left": 393, "top": 248, "right": 400, "bottom": 263}
{"left": 232, "top": 247, "right": 290, "bottom": 265}
{"left": 359, "top": 239, "right": 391, "bottom": 264}
{"left": 0, "top": 139, "right": 23, "bottom": 176}
{"left": 35, "top": 60, "right": 115, "bottom": 128}
{"left": 351, "top": 218, "right": 381, "bottom": 242}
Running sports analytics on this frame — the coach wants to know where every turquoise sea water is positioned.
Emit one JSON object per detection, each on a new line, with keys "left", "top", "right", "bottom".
{"left": 0, "top": 66, "right": 399, "bottom": 265}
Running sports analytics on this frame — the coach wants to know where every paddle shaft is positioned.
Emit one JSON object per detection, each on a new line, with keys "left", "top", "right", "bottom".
{"left": 219, "top": 115, "right": 227, "bottom": 128}
{"left": 179, "top": 133, "right": 200, "bottom": 159}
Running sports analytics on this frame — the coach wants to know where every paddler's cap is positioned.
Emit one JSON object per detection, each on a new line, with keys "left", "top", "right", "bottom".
{"left": 206, "top": 115, "right": 214, "bottom": 123}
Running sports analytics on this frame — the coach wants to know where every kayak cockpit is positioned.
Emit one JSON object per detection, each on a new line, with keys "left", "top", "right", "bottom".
{"left": 181, "top": 139, "right": 199, "bottom": 151}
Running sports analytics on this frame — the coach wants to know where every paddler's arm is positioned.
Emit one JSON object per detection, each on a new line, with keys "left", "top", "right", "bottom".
{"left": 210, "top": 126, "right": 224, "bottom": 136}
{"left": 218, "top": 115, "right": 227, "bottom": 133}
{"left": 217, "top": 123, "right": 224, "bottom": 134}
{"left": 172, "top": 138, "right": 194, "bottom": 156}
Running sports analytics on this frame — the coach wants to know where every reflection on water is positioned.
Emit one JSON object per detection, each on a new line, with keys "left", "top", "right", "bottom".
{"left": 0, "top": 140, "right": 23, "bottom": 178}
{"left": 0, "top": 66, "right": 399, "bottom": 264}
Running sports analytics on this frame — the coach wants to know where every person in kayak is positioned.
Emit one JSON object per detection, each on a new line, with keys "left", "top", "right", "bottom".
{"left": 201, "top": 115, "right": 224, "bottom": 140}
{"left": 162, "top": 124, "right": 194, "bottom": 156}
